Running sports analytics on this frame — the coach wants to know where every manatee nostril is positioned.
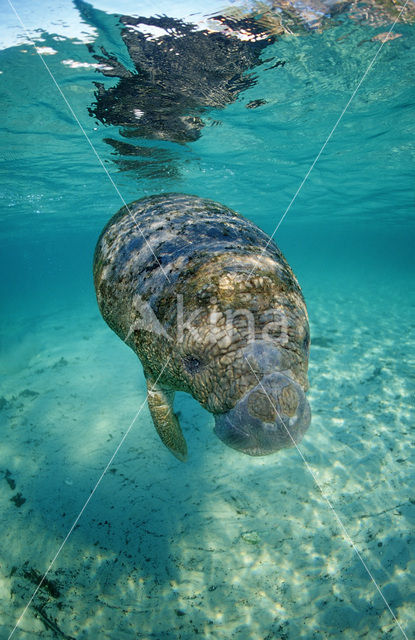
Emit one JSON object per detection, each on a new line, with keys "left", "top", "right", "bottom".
{"left": 247, "top": 390, "right": 277, "bottom": 422}
{"left": 183, "top": 355, "right": 204, "bottom": 374}
{"left": 278, "top": 384, "right": 299, "bottom": 417}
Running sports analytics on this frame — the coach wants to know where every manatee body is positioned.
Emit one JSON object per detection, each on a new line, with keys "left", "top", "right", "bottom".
{"left": 93, "top": 193, "right": 311, "bottom": 461}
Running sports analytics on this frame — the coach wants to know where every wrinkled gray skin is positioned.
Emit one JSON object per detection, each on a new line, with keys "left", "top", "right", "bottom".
{"left": 94, "top": 194, "right": 311, "bottom": 461}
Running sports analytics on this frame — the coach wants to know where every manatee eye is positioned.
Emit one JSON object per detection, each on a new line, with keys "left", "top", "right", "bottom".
{"left": 183, "top": 355, "right": 204, "bottom": 374}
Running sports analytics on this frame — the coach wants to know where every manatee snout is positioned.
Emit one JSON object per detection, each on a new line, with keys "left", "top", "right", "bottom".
{"left": 214, "top": 372, "right": 311, "bottom": 456}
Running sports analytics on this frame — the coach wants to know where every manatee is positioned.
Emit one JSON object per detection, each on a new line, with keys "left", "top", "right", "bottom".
{"left": 93, "top": 193, "right": 311, "bottom": 461}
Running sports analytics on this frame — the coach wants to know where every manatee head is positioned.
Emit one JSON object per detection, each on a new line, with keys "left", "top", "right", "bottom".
{"left": 213, "top": 343, "right": 311, "bottom": 456}
{"left": 162, "top": 265, "right": 312, "bottom": 457}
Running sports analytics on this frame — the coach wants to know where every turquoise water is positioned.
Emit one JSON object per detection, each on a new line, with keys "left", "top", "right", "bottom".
{"left": 1, "top": 1, "right": 414, "bottom": 638}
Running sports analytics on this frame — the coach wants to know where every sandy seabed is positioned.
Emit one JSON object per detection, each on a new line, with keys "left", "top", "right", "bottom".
{"left": 0, "top": 277, "right": 414, "bottom": 640}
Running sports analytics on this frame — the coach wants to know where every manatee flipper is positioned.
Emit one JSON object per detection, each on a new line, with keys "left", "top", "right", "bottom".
{"left": 146, "top": 376, "right": 188, "bottom": 462}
